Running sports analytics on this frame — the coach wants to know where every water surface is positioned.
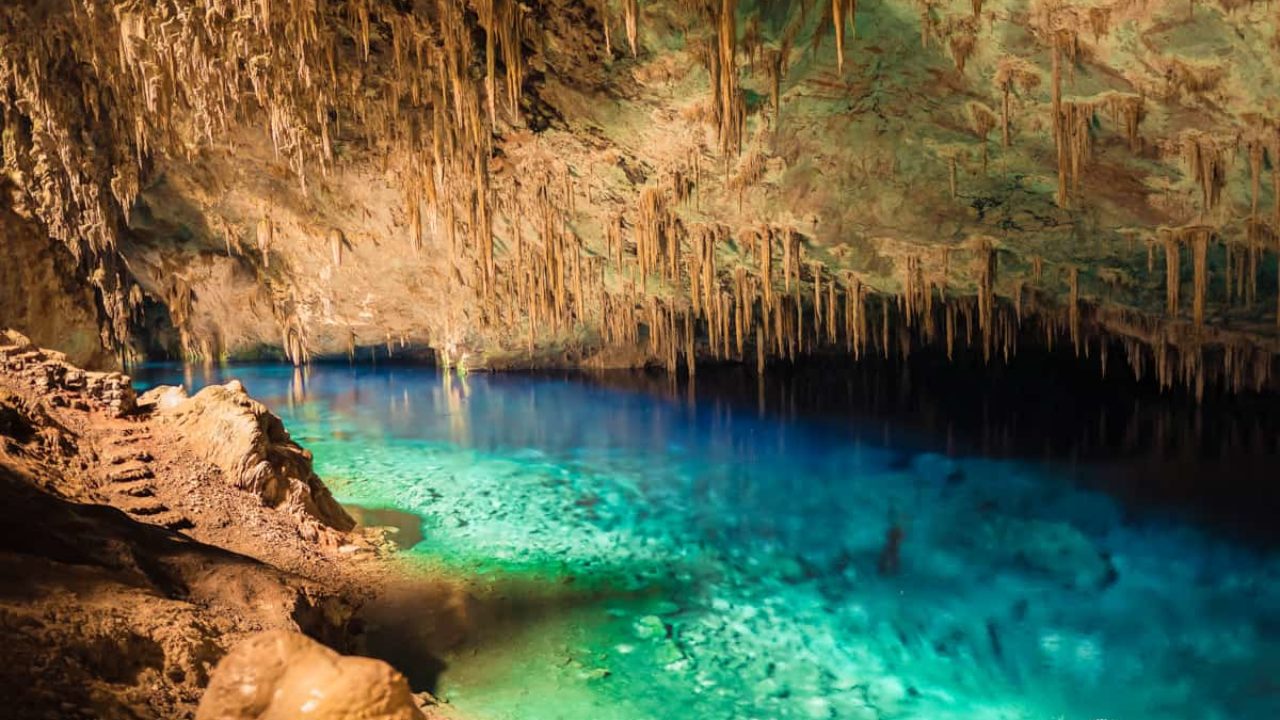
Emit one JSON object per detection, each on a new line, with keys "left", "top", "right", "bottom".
{"left": 134, "top": 361, "right": 1280, "bottom": 720}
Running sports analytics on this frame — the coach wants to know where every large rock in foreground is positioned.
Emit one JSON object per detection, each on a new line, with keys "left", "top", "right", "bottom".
{"left": 196, "top": 631, "right": 424, "bottom": 720}
{"left": 144, "top": 381, "right": 355, "bottom": 537}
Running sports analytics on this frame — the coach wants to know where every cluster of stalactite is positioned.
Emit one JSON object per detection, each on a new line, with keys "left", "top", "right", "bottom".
{"left": 1157, "top": 223, "right": 1280, "bottom": 328}
{"left": 621, "top": 244, "right": 1278, "bottom": 398}
{"left": 965, "top": 102, "right": 998, "bottom": 171}
{"left": 944, "top": 17, "right": 979, "bottom": 74}
{"left": 1049, "top": 88, "right": 1146, "bottom": 208}
{"left": 1103, "top": 307, "right": 1276, "bottom": 399}
{"left": 0, "top": 0, "right": 831, "bottom": 367}
{"left": 705, "top": 0, "right": 745, "bottom": 156}
{"left": 1169, "top": 131, "right": 1230, "bottom": 216}
{"left": 0, "top": 13, "right": 146, "bottom": 359}
{"left": 1, "top": 0, "right": 531, "bottom": 359}
{"left": 993, "top": 56, "right": 1041, "bottom": 147}
{"left": 595, "top": 213, "right": 1279, "bottom": 398}
{"left": 1, "top": 0, "right": 1276, "bottom": 393}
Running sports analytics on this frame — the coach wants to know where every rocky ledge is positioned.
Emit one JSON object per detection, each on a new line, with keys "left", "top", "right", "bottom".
{"left": 0, "top": 329, "right": 446, "bottom": 719}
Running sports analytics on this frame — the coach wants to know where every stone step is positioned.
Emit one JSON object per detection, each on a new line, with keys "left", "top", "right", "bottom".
{"left": 105, "top": 465, "right": 154, "bottom": 483}
{"left": 156, "top": 513, "right": 195, "bottom": 532}
{"left": 105, "top": 450, "right": 153, "bottom": 465}
{"left": 112, "top": 481, "right": 154, "bottom": 498}
{"left": 120, "top": 499, "right": 169, "bottom": 517}
{"left": 108, "top": 432, "right": 152, "bottom": 446}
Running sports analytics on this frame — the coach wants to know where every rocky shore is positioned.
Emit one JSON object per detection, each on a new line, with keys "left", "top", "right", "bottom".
{"left": 0, "top": 329, "right": 447, "bottom": 719}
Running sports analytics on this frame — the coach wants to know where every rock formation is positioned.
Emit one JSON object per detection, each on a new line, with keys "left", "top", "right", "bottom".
{"left": 2, "top": 330, "right": 136, "bottom": 416}
{"left": 0, "top": 331, "right": 403, "bottom": 719}
{"left": 196, "top": 631, "right": 427, "bottom": 720}
{"left": 143, "top": 382, "right": 355, "bottom": 538}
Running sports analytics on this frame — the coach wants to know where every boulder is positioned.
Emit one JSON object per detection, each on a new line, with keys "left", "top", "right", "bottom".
{"left": 196, "top": 631, "right": 425, "bottom": 720}
{"left": 155, "top": 380, "right": 354, "bottom": 536}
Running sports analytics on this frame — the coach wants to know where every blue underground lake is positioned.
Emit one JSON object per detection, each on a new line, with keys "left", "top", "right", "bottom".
{"left": 133, "top": 360, "right": 1280, "bottom": 720}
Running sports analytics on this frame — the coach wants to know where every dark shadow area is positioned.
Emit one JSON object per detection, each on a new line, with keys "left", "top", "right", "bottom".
{"left": 0, "top": 464, "right": 355, "bottom": 718}
{"left": 570, "top": 339, "right": 1280, "bottom": 547}
{"left": 356, "top": 568, "right": 690, "bottom": 694}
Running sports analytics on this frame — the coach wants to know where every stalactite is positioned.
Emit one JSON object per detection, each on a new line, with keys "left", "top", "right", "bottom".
{"left": 879, "top": 298, "right": 890, "bottom": 359}
{"left": 1191, "top": 228, "right": 1209, "bottom": 327}
{"left": 1274, "top": 128, "right": 1280, "bottom": 230}
{"left": 831, "top": 0, "right": 857, "bottom": 73}
{"left": 945, "top": 301, "right": 955, "bottom": 360}
{"left": 1055, "top": 99, "right": 1093, "bottom": 206}
{"left": 764, "top": 42, "right": 790, "bottom": 131}
{"left": 973, "top": 236, "right": 997, "bottom": 360}
{"left": 477, "top": 0, "right": 526, "bottom": 126}
{"left": 1248, "top": 137, "right": 1264, "bottom": 219}
{"left": 811, "top": 264, "right": 824, "bottom": 345}
{"left": 1050, "top": 30, "right": 1069, "bottom": 207}
{"left": 1164, "top": 234, "right": 1181, "bottom": 317}
{"left": 821, "top": 281, "right": 835, "bottom": 347}
{"left": 759, "top": 227, "right": 775, "bottom": 311}
{"left": 624, "top": 0, "right": 640, "bottom": 57}
{"left": 1068, "top": 266, "right": 1080, "bottom": 355}
{"left": 257, "top": 217, "right": 274, "bottom": 268}
{"left": 329, "top": 228, "right": 345, "bottom": 267}
{"left": 782, "top": 230, "right": 795, "bottom": 294}
{"left": 596, "top": 0, "right": 613, "bottom": 57}
{"left": 283, "top": 315, "right": 310, "bottom": 367}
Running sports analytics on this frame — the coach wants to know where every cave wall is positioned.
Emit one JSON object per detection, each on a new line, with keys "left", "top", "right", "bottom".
{"left": 0, "top": 202, "right": 116, "bottom": 369}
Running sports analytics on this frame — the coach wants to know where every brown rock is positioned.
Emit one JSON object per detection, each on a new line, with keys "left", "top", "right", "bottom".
{"left": 154, "top": 381, "right": 355, "bottom": 535}
{"left": 196, "top": 631, "right": 425, "bottom": 720}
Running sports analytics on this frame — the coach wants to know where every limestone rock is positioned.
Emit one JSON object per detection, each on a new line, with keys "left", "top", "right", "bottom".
{"left": 1, "top": 329, "right": 135, "bottom": 416}
{"left": 196, "top": 631, "right": 425, "bottom": 720}
{"left": 155, "top": 380, "right": 355, "bottom": 536}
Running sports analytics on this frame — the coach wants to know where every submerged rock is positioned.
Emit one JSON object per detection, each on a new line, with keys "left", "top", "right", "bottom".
{"left": 865, "top": 676, "right": 907, "bottom": 712}
{"left": 633, "top": 614, "right": 668, "bottom": 640}
{"left": 1000, "top": 518, "right": 1117, "bottom": 590}
{"left": 196, "top": 631, "right": 425, "bottom": 720}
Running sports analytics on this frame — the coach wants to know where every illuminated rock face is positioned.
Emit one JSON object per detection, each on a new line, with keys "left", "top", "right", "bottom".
{"left": 1, "top": 1, "right": 1278, "bottom": 389}
{"left": 144, "top": 380, "right": 356, "bottom": 537}
{"left": 196, "top": 631, "right": 425, "bottom": 720}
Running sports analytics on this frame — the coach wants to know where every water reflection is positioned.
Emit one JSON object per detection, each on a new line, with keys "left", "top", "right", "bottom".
{"left": 136, "top": 349, "right": 1280, "bottom": 547}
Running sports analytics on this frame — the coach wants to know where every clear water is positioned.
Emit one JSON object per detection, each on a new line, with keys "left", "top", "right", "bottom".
{"left": 133, "top": 363, "right": 1280, "bottom": 720}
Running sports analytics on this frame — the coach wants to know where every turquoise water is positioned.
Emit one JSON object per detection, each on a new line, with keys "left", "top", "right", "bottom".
{"left": 134, "top": 363, "right": 1280, "bottom": 720}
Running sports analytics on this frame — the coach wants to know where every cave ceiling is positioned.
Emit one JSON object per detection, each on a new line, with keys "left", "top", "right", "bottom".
{"left": 1, "top": 0, "right": 1278, "bottom": 393}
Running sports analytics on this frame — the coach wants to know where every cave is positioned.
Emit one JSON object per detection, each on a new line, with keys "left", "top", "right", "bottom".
{"left": 1, "top": 1, "right": 1279, "bottom": 719}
